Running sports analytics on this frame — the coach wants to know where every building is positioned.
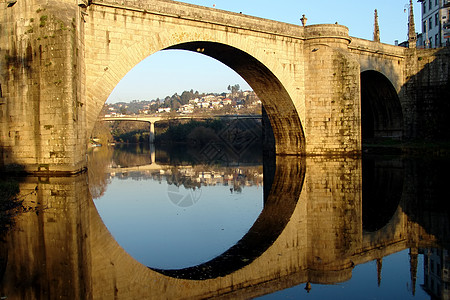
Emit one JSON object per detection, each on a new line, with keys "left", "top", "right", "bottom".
{"left": 422, "top": 248, "right": 450, "bottom": 299}
{"left": 418, "top": 0, "right": 450, "bottom": 48}
{"left": 157, "top": 107, "right": 171, "bottom": 113}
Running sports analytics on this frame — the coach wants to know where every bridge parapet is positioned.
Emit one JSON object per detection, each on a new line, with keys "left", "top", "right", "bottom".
{"left": 304, "top": 24, "right": 351, "bottom": 47}
{"left": 92, "top": 0, "right": 305, "bottom": 39}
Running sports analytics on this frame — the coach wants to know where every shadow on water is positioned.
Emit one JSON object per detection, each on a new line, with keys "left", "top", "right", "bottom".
{"left": 400, "top": 156, "right": 450, "bottom": 248}
{"left": 362, "top": 153, "right": 450, "bottom": 248}
{"left": 362, "top": 155, "right": 403, "bottom": 232}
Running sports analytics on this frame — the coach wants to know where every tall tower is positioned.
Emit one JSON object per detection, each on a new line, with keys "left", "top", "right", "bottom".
{"left": 373, "top": 9, "right": 380, "bottom": 42}
{"left": 408, "top": 0, "right": 417, "bottom": 48}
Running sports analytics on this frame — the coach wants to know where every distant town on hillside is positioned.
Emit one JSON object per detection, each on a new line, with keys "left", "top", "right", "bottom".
{"left": 101, "top": 85, "right": 262, "bottom": 117}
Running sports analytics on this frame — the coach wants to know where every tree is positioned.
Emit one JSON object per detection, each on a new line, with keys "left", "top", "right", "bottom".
{"left": 228, "top": 84, "right": 240, "bottom": 98}
{"left": 119, "top": 106, "right": 127, "bottom": 115}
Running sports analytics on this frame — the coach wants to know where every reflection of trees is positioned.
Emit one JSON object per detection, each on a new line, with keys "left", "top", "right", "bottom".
{"left": 111, "top": 144, "right": 152, "bottom": 167}
{"left": 91, "top": 121, "right": 113, "bottom": 145}
{"left": 166, "top": 167, "right": 201, "bottom": 190}
{"left": 88, "top": 147, "right": 113, "bottom": 199}
{"left": 0, "top": 179, "right": 22, "bottom": 238}
{"left": 166, "top": 165, "right": 263, "bottom": 192}
{"left": 90, "top": 143, "right": 264, "bottom": 196}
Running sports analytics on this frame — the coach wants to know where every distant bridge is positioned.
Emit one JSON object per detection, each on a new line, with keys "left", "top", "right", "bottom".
{"left": 101, "top": 114, "right": 262, "bottom": 142}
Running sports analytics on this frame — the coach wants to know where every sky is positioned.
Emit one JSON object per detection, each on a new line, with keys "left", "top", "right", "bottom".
{"left": 107, "top": 0, "right": 423, "bottom": 103}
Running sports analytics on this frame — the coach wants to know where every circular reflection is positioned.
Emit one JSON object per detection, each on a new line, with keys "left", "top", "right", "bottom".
{"left": 153, "top": 156, "right": 305, "bottom": 280}
{"left": 94, "top": 169, "right": 265, "bottom": 270}
{"left": 93, "top": 155, "right": 304, "bottom": 280}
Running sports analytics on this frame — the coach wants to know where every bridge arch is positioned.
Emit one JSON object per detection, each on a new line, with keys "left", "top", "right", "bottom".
{"left": 360, "top": 70, "right": 403, "bottom": 142}
{"left": 166, "top": 41, "right": 305, "bottom": 155}
{"left": 86, "top": 24, "right": 305, "bottom": 155}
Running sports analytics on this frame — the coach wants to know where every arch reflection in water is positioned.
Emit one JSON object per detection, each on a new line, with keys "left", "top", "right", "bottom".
{"left": 93, "top": 143, "right": 304, "bottom": 277}
{"left": 94, "top": 164, "right": 266, "bottom": 270}
{"left": 153, "top": 155, "right": 305, "bottom": 279}
{"left": 362, "top": 155, "right": 403, "bottom": 232}
{"left": 1, "top": 155, "right": 448, "bottom": 299}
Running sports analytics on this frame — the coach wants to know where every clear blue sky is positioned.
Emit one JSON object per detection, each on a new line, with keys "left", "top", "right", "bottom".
{"left": 107, "top": 0, "right": 422, "bottom": 103}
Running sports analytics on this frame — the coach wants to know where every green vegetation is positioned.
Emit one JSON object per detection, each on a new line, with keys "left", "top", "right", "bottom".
{"left": 108, "top": 121, "right": 150, "bottom": 144}
{"left": 39, "top": 15, "right": 48, "bottom": 27}
{"left": 102, "top": 85, "right": 260, "bottom": 115}
{"left": 156, "top": 119, "right": 225, "bottom": 145}
{"left": 91, "top": 118, "right": 263, "bottom": 148}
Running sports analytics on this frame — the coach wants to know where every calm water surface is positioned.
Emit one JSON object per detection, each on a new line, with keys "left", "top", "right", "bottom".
{"left": 0, "top": 142, "right": 448, "bottom": 299}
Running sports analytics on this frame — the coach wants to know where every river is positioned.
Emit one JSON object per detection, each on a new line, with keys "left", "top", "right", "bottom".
{"left": 0, "top": 141, "right": 448, "bottom": 299}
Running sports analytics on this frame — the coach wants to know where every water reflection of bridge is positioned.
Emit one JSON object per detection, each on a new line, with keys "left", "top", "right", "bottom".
{"left": 1, "top": 156, "right": 448, "bottom": 299}
{"left": 101, "top": 114, "right": 262, "bottom": 143}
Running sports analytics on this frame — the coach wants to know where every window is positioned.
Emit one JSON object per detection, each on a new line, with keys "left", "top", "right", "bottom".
{"left": 436, "top": 0, "right": 438, "bottom": 6}
{"left": 436, "top": 13, "right": 439, "bottom": 26}
{"left": 436, "top": 34, "right": 440, "bottom": 46}
{"left": 430, "top": 17, "right": 433, "bottom": 30}
{"left": 430, "top": 0, "right": 433, "bottom": 10}
{"left": 424, "top": 1, "right": 427, "bottom": 13}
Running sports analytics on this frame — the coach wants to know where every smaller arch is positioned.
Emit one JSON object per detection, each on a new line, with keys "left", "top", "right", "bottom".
{"left": 360, "top": 70, "right": 403, "bottom": 142}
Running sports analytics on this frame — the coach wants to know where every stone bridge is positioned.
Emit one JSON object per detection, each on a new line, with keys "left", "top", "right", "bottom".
{"left": 1, "top": 0, "right": 449, "bottom": 174}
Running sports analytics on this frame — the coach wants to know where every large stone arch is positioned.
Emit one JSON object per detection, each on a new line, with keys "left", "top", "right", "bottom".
{"left": 86, "top": 27, "right": 305, "bottom": 155}
{"left": 360, "top": 70, "right": 404, "bottom": 141}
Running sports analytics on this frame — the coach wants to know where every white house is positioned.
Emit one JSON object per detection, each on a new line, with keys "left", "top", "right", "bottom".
{"left": 222, "top": 98, "right": 232, "bottom": 105}
{"left": 178, "top": 104, "right": 194, "bottom": 114}
{"left": 157, "top": 107, "right": 171, "bottom": 113}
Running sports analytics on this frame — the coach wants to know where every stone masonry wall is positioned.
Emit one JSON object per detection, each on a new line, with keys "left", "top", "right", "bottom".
{"left": 402, "top": 47, "right": 450, "bottom": 140}
{"left": 304, "top": 36, "right": 362, "bottom": 156}
{"left": 0, "top": 0, "right": 86, "bottom": 173}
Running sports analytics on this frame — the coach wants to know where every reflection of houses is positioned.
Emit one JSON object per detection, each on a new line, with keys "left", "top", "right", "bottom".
{"left": 107, "top": 165, "right": 263, "bottom": 188}
{"left": 422, "top": 248, "right": 450, "bottom": 299}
